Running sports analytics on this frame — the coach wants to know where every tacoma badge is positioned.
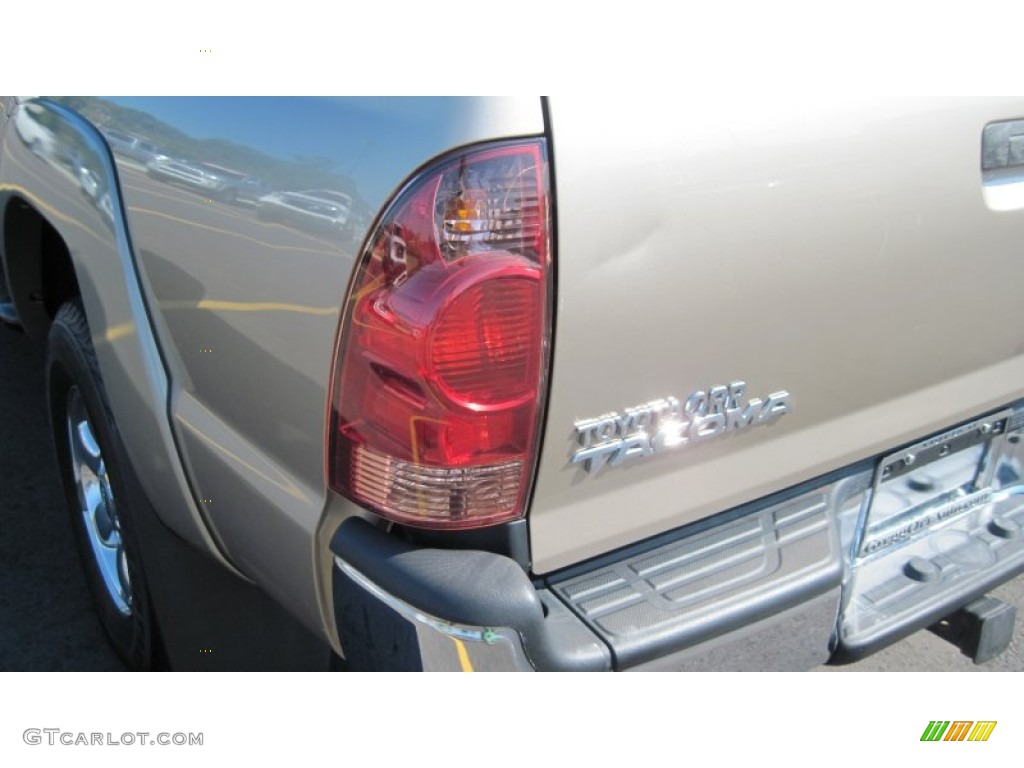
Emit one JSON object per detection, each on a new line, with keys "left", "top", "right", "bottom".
{"left": 571, "top": 381, "right": 792, "bottom": 473}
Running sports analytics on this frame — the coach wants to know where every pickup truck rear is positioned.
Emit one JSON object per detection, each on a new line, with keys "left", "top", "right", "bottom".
{"left": 1, "top": 96, "right": 1022, "bottom": 670}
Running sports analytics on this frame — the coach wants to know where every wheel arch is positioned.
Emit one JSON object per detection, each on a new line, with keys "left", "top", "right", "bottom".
{"left": 2, "top": 194, "right": 81, "bottom": 342}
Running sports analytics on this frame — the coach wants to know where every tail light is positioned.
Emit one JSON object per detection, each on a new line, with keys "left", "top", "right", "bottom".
{"left": 328, "top": 140, "right": 552, "bottom": 529}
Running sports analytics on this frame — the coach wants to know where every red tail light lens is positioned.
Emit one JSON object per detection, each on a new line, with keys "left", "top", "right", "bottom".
{"left": 328, "top": 140, "right": 551, "bottom": 529}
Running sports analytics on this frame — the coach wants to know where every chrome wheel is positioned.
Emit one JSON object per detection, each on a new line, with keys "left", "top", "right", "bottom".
{"left": 66, "top": 385, "right": 132, "bottom": 616}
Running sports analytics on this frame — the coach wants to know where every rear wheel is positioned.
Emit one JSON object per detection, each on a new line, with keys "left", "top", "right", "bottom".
{"left": 47, "top": 301, "right": 156, "bottom": 670}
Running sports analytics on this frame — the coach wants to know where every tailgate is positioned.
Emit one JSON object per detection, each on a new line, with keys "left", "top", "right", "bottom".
{"left": 530, "top": 96, "right": 1024, "bottom": 573}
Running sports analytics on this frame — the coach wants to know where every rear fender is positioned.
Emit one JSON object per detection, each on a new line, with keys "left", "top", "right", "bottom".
{"left": 0, "top": 98, "right": 237, "bottom": 571}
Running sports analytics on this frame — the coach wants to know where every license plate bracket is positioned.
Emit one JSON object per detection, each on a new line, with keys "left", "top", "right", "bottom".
{"left": 856, "top": 410, "right": 1011, "bottom": 560}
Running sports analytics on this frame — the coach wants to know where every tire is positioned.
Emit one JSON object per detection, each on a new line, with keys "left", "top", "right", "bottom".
{"left": 46, "top": 301, "right": 156, "bottom": 670}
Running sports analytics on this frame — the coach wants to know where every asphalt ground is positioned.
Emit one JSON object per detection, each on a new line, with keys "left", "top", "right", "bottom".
{"left": 1, "top": 324, "right": 1022, "bottom": 672}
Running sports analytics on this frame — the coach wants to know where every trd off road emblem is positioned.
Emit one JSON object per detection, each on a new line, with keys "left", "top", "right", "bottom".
{"left": 571, "top": 381, "right": 792, "bottom": 473}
